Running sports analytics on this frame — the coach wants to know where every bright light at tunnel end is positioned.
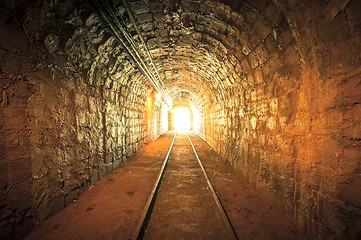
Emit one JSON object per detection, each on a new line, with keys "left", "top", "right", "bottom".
{"left": 173, "top": 106, "right": 191, "bottom": 133}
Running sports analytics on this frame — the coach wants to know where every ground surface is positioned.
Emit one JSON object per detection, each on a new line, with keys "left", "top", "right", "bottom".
{"left": 25, "top": 132, "right": 306, "bottom": 240}
{"left": 143, "top": 134, "right": 228, "bottom": 240}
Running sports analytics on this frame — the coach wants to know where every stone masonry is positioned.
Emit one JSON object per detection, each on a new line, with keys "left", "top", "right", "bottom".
{"left": 0, "top": 1, "right": 167, "bottom": 238}
{"left": 0, "top": 0, "right": 360, "bottom": 239}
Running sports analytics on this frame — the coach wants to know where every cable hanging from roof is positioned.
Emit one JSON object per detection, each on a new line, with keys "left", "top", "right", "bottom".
{"left": 88, "top": 0, "right": 172, "bottom": 107}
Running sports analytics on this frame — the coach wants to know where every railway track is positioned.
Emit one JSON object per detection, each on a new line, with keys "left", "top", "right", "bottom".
{"left": 132, "top": 133, "right": 238, "bottom": 240}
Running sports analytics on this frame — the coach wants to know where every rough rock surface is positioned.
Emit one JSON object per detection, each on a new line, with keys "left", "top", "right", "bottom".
{"left": 0, "top": 0, "right": 360, "bottom": 239}
{"left": 0, "top": 1, "right": 167, "bottom": 239}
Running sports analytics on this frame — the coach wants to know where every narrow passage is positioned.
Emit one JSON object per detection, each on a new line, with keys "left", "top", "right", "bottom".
{"left": 25, "top": 132, "right": 306, "bottom": 240}
{"left": 143, "top": 134, "right": 228, "bottom": 239}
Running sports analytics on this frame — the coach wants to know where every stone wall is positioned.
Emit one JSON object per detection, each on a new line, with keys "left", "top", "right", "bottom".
{"left": 0, "top": 76, "right": 35, "bottom": 239}
{"left": 146, "top": 92, "right": 169, "bottom": 140}
{"left": 127, "top": 0, "right": 360, "bottom": 237}
{"left": 27, "top": 75, "right": 154, "bottom": 225}
{"left": 0, "top": 0, "right": 360, "bottom": 239}
{"left": 0, "top": 1, "right": 166, "bottom": 239}
{"left": 202, "top": 1, "right": 361, "bottom": 239}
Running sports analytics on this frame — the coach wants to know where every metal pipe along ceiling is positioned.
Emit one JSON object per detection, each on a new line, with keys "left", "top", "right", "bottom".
{"left": 88, "top": 0, "right": 173, "bottom": 107}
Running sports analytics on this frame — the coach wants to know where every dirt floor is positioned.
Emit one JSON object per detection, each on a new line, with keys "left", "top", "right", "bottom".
{"left": 143, "top": 133, "right": 228, "bottom": 240}
{"left": 25, "top": 132, "right": 306, "bottom": 240}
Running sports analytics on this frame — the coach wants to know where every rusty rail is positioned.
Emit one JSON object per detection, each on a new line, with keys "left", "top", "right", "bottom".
{"left": 187, "top": 134, "right": 238, "bottom": 240}
{"left": 132, "top": 133, "right": 177, "bottom": 240}
{"left": 132, "top": 133, "right": 238, "bottom": 240}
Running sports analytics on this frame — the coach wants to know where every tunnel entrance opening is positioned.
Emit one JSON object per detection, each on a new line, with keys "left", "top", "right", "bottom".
{"left": 169, "top": 105, "right": 193, "bottom": 132}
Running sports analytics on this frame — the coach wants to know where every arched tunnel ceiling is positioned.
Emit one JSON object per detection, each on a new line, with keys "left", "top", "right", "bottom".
{"left": 89, "top": 0, "right": 291, "bottom": 108}
{"left": 170, "top": 89, "right": 201, "bottom": 106}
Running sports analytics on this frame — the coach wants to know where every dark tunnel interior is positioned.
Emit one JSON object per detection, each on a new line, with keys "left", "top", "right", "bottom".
{"left": 0, "top": 0, "right": 360, "bottom": 239}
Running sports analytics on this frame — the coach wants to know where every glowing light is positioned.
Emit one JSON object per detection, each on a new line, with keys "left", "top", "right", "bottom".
{"left": 155, "top": 92, "right": 161, "bottom": 101}
{"left": 191, "top": 105, "right": 200, "bottom": 133}
{"left": 146, "top": 96, "right": 151, "bottom": 107}
{"left": 173, "top": 106, "right": 191, "bottom": 132}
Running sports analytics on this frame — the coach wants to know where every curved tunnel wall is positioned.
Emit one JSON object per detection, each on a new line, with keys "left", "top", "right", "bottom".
{"left": 0, "top": 0, "right": 360, "bottom": 239}
{"left": 0, "top": 1, "right": 168, "bottom": 238}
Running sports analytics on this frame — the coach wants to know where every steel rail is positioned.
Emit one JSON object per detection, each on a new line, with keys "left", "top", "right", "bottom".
{"left": 132, "top": 134, "right": 177, "bottom": 240}
{"left": 187, "top": 134, "right": 238, "bottom": 240}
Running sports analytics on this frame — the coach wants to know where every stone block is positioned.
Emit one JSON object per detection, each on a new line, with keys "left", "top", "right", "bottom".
{"left": 49, "top": 195, "right": 65, "bottom": 216}
{"left": 255, "top": 44, "right": 268, "bottom": 65}
{"left": 343, "top": 145, "right": 361, "bottom": 160}
{"left": 253, "top": 18, "right": 272, "bottom": 41}
{"left": 283, "top": 45, "right": 300, "bottom": 67}
{"left": 106, "top": 164, "right": 113, "bottom": 173}
{"left": 8, "top": 181, "right": 32, "bottom": 211}
{"left": 337, "top": 174, "right": 361, "bottom": 208}
{"left": 113, "top": 159, "right": 122, "bottom": 169}
{"left": 90, "top": 171, "right": 99, "bottom": 185}
{"left": 310, "top": 110, "right": 341, "bottom": 136}
{"left": 264, "top": 34, "right": 279, "bottom": 55}
{"left": 65, "top": 189, "right": 78, "bottom": 207}
{"left": 7, "top": 156, "right": 32, "bottom": 186}
{"left": 310, "top": 136, "right": 341, "bottom": 172}
{"left": 278, "top": 29, "right": 292, "bottom": 48}
{"left": 264, "top": 2, "right": 281, "bottom": 27}
{"left": 316, "top": 11, "right": 349, "bottom": 42}
{"left": 131, "top": 1, "right": 149, "bottom": 15}
{"left": 346, "top": 0, "right": 361, "bottom": 27}
{"left": 340, "top": 75, "right": 361, "bottom": 105}
{"left": 104, "top": 153, "right": 113, "bottom": 164}
{"left": 180, "top": 0, "right": 197, "bottom": 11}
{"left": 343, "top": 104, "right": 361, "bottom": 139}
{"left": 248, "top": 31, "right": 261, "bottom": 49}
{"left": 323, "top": 0, "right": 351, "bottom": 22}
{"left": 98, "top": 165, "right": 107, "bottom": 179}
{"left": 78, "top": 179, "right": 91, "bottom": 195}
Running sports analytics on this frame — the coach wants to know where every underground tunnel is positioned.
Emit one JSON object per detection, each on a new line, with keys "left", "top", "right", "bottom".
{"left": 0, "top": 0, "right": 360, "bottom": 239}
